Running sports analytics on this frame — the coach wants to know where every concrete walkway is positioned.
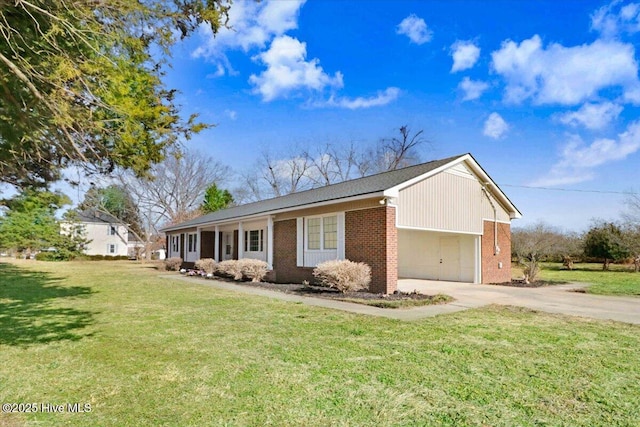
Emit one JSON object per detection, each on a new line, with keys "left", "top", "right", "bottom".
{"left": 160, "top": 275, "right": 640, "bottom": 324}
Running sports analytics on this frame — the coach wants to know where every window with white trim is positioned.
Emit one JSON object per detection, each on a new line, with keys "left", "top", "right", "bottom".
{"left": 225, "top": 234, "right": 232, "bottom": 255}
{"left": 306, "top": 215, "right": 338, "bottom": 251}
{"left": 244, "top": 229, "right": 264, "bottom": 252}
{"left": 171, "top": 236, "right": 179, "bottom": 254}
{"left": 107, "top": 244, "right": 117, "bottom": 254}
{"left": 187, "top": 233, "right": 197, "bottom": 252}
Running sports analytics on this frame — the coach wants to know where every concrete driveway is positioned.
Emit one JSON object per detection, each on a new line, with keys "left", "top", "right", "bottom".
{"left": 398, "top": 279, "right": 640, "bottom": 325}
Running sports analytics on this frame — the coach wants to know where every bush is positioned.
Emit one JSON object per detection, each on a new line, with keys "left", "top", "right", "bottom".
{"left": 35, "top": 251, "right": 79, "bottom": 261}
{"left": 215, "top": 260, "right": 243, "bottom": 280}
{"left": 35, "top": 252, "right": 60, "bottom": 261}
{"left": 215, "top": 259, "right": 270, "bottom": 282}
{"left": 238, "top": 259, "right": 269, "bottom": 282}
{"left": 195, "top": 258, "right": 216, "bottom": 274}
{"left": 84, "top": 255, "right": 129, "bottom": 261}
{"left": 164, "top": 257, "right": 183, "bottom": 271}
{"left": 313, "top": 260, "right": 371, "bottom": 293}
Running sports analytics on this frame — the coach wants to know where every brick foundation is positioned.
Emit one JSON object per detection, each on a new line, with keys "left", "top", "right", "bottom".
{"left": 481, "top": 220, "right": 511, "bottom": 283}
{"left": 345, "top": 206, "right": 398, "bottom": 294}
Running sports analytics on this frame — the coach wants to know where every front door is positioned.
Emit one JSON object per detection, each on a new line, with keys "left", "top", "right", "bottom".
{"left": 222, "top": 232, "right": 234, "bottom": 261}
{"left": 439, "top": 237, "right": 460, "bottom": 281}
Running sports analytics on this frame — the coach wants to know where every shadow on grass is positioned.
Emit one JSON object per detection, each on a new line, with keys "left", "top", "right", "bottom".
{"left": 0, "top": 263, "right": 95, "bottom": 346}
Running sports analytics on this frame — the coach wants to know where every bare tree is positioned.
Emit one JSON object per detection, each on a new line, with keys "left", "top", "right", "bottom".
{"left": 621, "top": 222, "right": 640, "bottom": 272}
{"left": 234, "top": 125, "right": 430, "bottom": 202}
{"left": 117, "top": 149, "right": 230, "bottom": 258}
{"left": 511, "top": 222, "right": 565, "bottom": 283}
{"left": 372, "top": 125, "right": 428, "bottom": 173}
{"left": 622, "top": 191, "right": 640, "bottom": 225}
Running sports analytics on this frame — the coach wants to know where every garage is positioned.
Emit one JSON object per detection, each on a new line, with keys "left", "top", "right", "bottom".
{"left": 397, "top": 229, "right": 480, "bottom": 283}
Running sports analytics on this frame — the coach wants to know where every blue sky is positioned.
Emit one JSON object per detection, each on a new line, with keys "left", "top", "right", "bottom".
{"left": 19, "top": 0, "right": 628, "bottom": 232}
{"left": 158, "top": 0, "right": 640, "bottom": 232}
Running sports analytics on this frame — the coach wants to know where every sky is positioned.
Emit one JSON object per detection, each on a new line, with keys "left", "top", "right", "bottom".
{"left": 154, "top": 0, "right": 640, "bottom": 233}
{"left": 35, "top": 0, "right": 640, "bottom": 231}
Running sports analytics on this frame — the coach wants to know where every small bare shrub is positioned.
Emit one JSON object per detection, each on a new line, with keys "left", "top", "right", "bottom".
{"left": 195, "top": 258, "right": 216, "bottom": 274}
{"left": 216, "top": 260, "right": 243, "bottom": 280}
{"left": 313, "top": 260, "right": 371, "bottom": 293}
{"left": 238, "top": 259, "right": 269, "bottom": 282}
{"left": 164, "top": 257, "right": 182, "bottom": 271}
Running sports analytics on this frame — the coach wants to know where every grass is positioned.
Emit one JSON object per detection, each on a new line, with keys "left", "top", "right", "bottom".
{"left": 1, "top": 260, "right": 639, "bottom": 426}
{"left": 513, "top": 262, "right": 640, "bottom": 296}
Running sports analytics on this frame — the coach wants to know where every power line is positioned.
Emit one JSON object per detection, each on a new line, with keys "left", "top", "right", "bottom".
{"left": 500, "top": 184, "right": 638, "bottom": 195}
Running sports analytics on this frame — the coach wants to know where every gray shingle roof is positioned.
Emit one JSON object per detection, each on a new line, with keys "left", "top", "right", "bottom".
{"left": 76, "top": 210, "right": 122, "bottom": 224}
{"left": 162, "top": 154, "right": 467, "bottom": 232}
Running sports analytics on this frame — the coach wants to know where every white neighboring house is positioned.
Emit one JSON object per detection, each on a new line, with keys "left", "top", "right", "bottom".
{"left": 70, "top": 211, "right": 130, "bottom": 257}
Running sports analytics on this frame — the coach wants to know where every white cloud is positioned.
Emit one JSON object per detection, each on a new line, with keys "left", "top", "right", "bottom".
{"left": 557, "top": 102, "right": 623, "bottom": 130}
{"left": 531, "top": 121, "right": 640, "bottom": 186}
{"left": 591, "top": 1, "right": 640, "bottom": 38}
{"left": 249, "top": 36, "right": 343, "bottom": 101}
{"left": 396, "top": 14, "right": 432, "bottom": 44}
{"left": 313, "top": 87, "right": 401, "bottom": 109}
{"left": 491, "top": 35, "right": 640, "bottom": 105}
{"left": 225, "top": 109, "right": 238, "bottom": 120}
{"left": 459, "top": 77, "right": 489, "bottom": 101}
{"left": 483, "top": 113, "right": 509, "bottom": 139}
{"left": 450, "top": 41, "right": 480, "bottom": 72}
{"left": 192, "top": 0, "right": 306, "bottom": 74}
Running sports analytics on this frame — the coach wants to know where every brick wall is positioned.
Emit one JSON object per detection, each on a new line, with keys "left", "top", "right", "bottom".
{"left": 272, "top": 219, "right": 315, "bottom": 284}
{"left": 345, "top": 206, "right": 398, "bottom": 294}
{"left": 272, "top": 208, "right": 398, "bottom": 293}
{"left": 481, "top": 220, "right": 511, "bottom": 283}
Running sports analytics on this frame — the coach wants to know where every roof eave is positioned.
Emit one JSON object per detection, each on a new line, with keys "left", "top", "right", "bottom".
{"left": 161, "top": 191, "right": 386, "bottom": 233}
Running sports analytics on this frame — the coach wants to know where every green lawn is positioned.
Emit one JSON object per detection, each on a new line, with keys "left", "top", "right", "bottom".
{"left": 1, "top": 260, "right": 639, "bottom": 426}
{"left": 513, "top": 262, "right": 640, "bottom": 296}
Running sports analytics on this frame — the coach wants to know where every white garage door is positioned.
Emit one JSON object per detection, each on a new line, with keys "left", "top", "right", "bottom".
{"left": 398, "top": 229, "right": 476, "bottom": 282}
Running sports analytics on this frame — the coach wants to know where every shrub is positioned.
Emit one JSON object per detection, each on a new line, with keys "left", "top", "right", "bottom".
{"left": 164, "top": 257, "right": 183, "bottom": 271}
{"left": 195, "top": 258, "right": 216, "bottom": 274}
{"left": 216, "top": 260, "right": 243, "bottom": 280}
{"left": 35, "top": 252, "right": 59, "bottom": 261}
{"left": 238, "top": 259, "right": 269, "bottom": 282}
{"left": 215, "top": 259, "right": 270, "bottom": 282}
{"left": 313, "top": 260, "right": 371, "bottom": 293}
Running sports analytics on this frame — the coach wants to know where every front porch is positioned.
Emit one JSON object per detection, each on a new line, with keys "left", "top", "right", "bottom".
{"left": 194, "top": 216, "right": 274, "bottom": 268}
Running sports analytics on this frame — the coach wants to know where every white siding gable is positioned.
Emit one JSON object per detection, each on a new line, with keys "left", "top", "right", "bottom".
{"left": 396, "top": 163, "right": 511, "bottom": 234}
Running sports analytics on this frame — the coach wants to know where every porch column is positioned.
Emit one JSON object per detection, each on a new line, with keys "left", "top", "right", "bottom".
{"left": 214, "top": 225, "right": 220, "bottom": 262}
{"left": 196, "top": 227, "right": 201, "bottom": 260}
{"left": 474, "top": 235, "right": 482, "bottom": 284}
{"left": 237, "top": 222, "right": 244, "bottom": 260}
{"left": 267, "top": 216, "right": 274, "bottom": 269}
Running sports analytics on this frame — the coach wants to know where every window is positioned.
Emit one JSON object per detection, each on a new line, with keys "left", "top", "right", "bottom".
{"left": 187, "top": 233, "right": 197, "bottom": 252}
{"left": 107, "top": 244, "right": 116, "bottom": 254}
{"left": 108, "top": 225, "right": 117, "bottom": 235}
{"left": 244, "top": 230, "right": 264, "bottom": 252}
{"left": 307, "top": 218, "right": 321, "bottom": 250}
{"left": 225, "top": 234, "right": 232, "bottom": 255}
{"left": 171, "top": 236, "right": 179, "bottom": 253}
{"left": 323, "top": 216, "right": 338, "bottom": 249}
{"left": 307, "top": 215, "right": 337, "bottom": 250}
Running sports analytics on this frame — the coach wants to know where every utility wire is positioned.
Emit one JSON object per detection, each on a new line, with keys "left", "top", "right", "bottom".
{"left": 500, "top": 184, "right": 638, "bottom": 195}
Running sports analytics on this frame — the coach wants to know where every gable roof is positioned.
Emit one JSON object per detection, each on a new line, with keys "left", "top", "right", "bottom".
{"left": 162, "top": 153, "right": 521, "bottom": 232}
{"left": 76, "top": 210, "right": 123, "bottom": 224}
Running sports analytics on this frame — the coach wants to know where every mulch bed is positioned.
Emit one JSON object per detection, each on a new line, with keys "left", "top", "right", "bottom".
{"left": 238, "top": 279, "right": 438, "bottom": 302}
{"left": 488, "top": 279, "right": 566, "bottom": 288}
{"left": 182, "top": 273, "right": 441, "bottom": 303}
